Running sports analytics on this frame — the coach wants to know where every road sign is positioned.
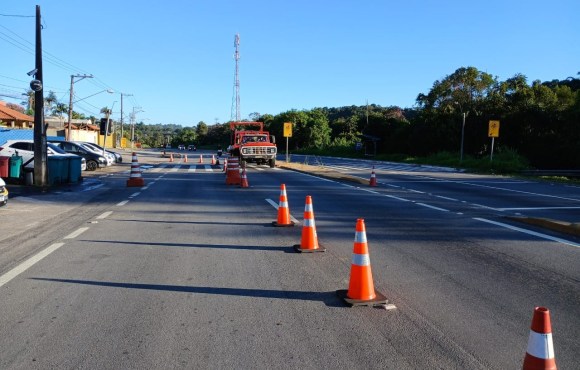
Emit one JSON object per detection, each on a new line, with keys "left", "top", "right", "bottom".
{"left": 283, "top": 122, "right": 292, "bottom": 137}
{"left": 488, "top": 120, "right": 500, "bottom": 137}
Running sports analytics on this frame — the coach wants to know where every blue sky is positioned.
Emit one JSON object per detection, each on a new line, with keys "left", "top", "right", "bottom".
{"left": 1, "top": 1, "right": 578, "bottom": 126}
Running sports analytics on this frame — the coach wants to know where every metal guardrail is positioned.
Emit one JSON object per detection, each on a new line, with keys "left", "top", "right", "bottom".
{"left": 520, "top": 169, "right": 580, "bottom": 178}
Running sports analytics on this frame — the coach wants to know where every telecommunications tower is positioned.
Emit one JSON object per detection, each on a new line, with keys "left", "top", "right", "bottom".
{"left": 231, "top": 33, "right": 241, "bottom": 122}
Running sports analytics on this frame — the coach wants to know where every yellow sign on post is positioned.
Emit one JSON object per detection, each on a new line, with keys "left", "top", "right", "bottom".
{"left": 283, "top": 122, "right": 293, "bottom": 137}
{"left": 488, "top": 120, "right": 500, "bottom": 137}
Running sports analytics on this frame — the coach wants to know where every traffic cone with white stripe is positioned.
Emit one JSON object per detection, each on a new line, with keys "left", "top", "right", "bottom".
{"left": 337, "top": 219, "right": 387, "bottom": 307}
{"left": 184, "top": 154, "right": 188, "bottom": 163}
{"left": 126, "top": 152, "right": 145, "bottom": 187}
{"left": 272, "top": 184, "right": 294, "bottom": 227}
{"left": 222, "top": 158, "right": 227, "bottom": 173}
{"left": 199, "top": 154, "right": 203, "bottom": 163}
{"left": 211, "top": 155, "right": 216, "bottom": 165}
{"left": 169, "top": 153, "right": 174, "bottom": 162}
{"left": 369, "top": 166, "right": 377, "bottom": 187}
{"left": 294, "top": 196, "right": 325, "bottom": 252}
{"left": 523, "top": 307, "right": 557, "bottom": 370}
{"left": 240, "top": 168, "right": 249, "bottom": 188}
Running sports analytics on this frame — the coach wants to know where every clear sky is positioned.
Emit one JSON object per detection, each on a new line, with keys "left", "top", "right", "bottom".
{"left": 1, "top": 1, "right": 578, "bottom": 127}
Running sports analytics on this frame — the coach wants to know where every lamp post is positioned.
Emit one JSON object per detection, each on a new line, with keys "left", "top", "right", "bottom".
{"left": 67, "top": 74, "right": 93, "bottom": 141}
{"left": 454, "top": 102, "right": 468, "bottom": 163}
{"left": 130, "top": 107, "right": 143, "bottom": 149}
{"left": 103, "top": 101, "right": 117, "bottom": 156}
{"left": 120, "top": 93, "right": 133, "bottom": 148}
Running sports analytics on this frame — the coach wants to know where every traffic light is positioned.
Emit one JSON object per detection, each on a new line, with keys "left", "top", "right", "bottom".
{"left": 99, "top": 118, "right": 112, "bottom": 135}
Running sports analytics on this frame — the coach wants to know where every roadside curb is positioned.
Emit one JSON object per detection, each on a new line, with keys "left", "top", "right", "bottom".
{"left": 506, "top": 216, "right": 580, "bottom": 237}
{"left": 277, "top": 162, "right": 368, "bottom": 185}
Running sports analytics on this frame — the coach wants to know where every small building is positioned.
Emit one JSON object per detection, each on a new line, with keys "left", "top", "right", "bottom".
{"left": 0, "top": 102, "right": 34, "bottom": 129}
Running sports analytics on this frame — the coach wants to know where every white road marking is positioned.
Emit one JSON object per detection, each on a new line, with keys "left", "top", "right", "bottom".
{"left": 416, "top": 203, "right": 450, "bottom": 212}
{"left": 204, "top": 165, "right": 213, "bottom": 172}
{"left": 384, "top": 195, "right": 411, "bottom": 202}
{"left": 96, "top": 211, "right": 112, "bottom": 219}
{"left": 0, "top": 243, "right": 65, "bottom": 287}
{"left": 129, "top": 192, "right": 140, "bottom": 198}
{"left": 474, "top": 218, "right": 580, "bottom": 248}
{"left": 497, "top": 206, "right": 580, "bottom": 211}
{"left": 64, "top": 227, "right": 89, "bottom": 239}
{"left": 117, "top": 200, "right": 129, "bottom": 206}
{"left": 265, "top": 198, "right": 300, "bottom": 224}
{"left": 435, "top": 195, "right": 459, "bottom": 201}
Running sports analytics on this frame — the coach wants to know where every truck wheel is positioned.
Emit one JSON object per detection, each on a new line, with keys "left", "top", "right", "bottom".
{"left": 269, "top": 158, "right": 275, "bottom": 168}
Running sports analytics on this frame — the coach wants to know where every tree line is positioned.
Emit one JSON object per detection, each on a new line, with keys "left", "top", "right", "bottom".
{"left": 19, "top": 66, "right": 578, "bottom": 169}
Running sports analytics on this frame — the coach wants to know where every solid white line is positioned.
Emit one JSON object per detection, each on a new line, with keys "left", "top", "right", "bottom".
{"left": 497, "top": 206, "right": 580, "bottom": 211}
{"left": 474, "top": 218, "right": 580, "bottom": 248}
{"left": 458, "top": 181, "right": 580, "bottom": 202}
{"left": 384, "top": 194, "right": 411, "bottom": 202}
{"left": 265, "top": 198, "right": 300, "bottom": 224}
{"left": 117, "top": 200, "right": 129, "bottom": 206}
{"left": 416, "top": 203, "right": 450, "bottom": 212}
{"left": 435, "top": 195, "right": 459, "bottom": 201}
{"left": 0, "top": 243, "right": 65, "bottom": 288}
{"left": 96, "top": 211, "right": 112, "bottom": 220}
{"left": 472, "top": 203, "right": 499, "bottom": 211}
{"left": 409, "top": 189, "right": 425, "bottom": 194}
{"left": 387, "top": 184, "right": 400, "bottom": 188}
{"left": 188, "top": 167, "right": 196, "bottom": 172}
{"left": 64, "top": 227, "right": 89, "bottom": 239}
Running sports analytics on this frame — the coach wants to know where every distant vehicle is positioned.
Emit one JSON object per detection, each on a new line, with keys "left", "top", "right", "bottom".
{"left": 165, "top": 144, "right": 171, "bottom": 149}
{"left": 0, "top": 139, "right": 86, "bottom": 171}
{"left": 49, "top": 141, "right": 108, "bottom": 171}
{"left": 187, "top": 145, "right": 196, "bottom": 151}
{"left": 178, "top": 144, "right": 185, "bottom": 150}
{"left": 0, "top": 177, "right": 7, "bottom": 207}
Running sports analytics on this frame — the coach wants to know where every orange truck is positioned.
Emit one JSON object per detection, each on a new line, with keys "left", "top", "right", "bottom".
{"left": 228, "top": 122, "right": 277, "bottom": 168}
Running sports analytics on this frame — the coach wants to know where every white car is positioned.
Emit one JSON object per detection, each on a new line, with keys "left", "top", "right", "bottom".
{"left": 0, "top": 139, "right": 86, "bottom": 171}
{"left": 74, "top": 141, "right": 121, "bottom": 164}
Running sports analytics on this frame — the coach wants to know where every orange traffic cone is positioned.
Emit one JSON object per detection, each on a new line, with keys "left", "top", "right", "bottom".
{"left": 294, "top": 196, "right": 325, "bottom": 252}
{"left": 369, "top": 166, "right": 377, "bottom": 187}
{"left": 222, "top": 158, "right": 227, "bottom": 173}
{"left": 337, "top": 219, "right": 387, "bottom": 307}
{"left": 226, "top": 157, "right": 241, "bottom": 185}
{"left": 211, "top": 155, "right": 216, "bottom": 165}
{"left": 523, "top": 307, "right": 557, "bottom": 370}
{"left": 126, "top": 152, "right": 145, "bottom": 187}
{"left": 169, "top": 153, "right": 174, "bottom": 162}
{"left": 199, "top": 154, "right": 203, "bottom": 163}
{"left": 240, "top": 168, "right": 249, "bottom": 188}
{"left": 184, "top": 154, "right": 188, "bottom": 163}
{"left": 272, "top": 184, "right": 295, "bottom": 227}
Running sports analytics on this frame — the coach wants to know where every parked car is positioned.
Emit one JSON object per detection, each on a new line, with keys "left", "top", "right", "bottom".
{"left": 187, "top": 145, "right": 196, "bottom": 151}
{"left": 74, "top": 141, "right": 122, "bottom": 163}
{"left": 49, "top": 141, "right": 108, "bottom": 171}
{"left": 0, "top": 177, "right": 7, "bottom": 207}
{"left": 0, "top": 139, "right": 86, "bottom": 171}
{"left": 178, "top": 144, "right": 185, "bottom": 150}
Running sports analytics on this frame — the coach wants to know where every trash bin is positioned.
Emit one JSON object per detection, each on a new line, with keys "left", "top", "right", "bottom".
{"left": 0, "top": 156, "right": 9, "bottom": 178}
{"left": 9, "top": 155, "right": 22, "bottom": 178}
{"left": 68, "top": 156, "right": 82, "bottom": 183}
{"left": 47, "top": 156, "right": 66, "bottom": 185}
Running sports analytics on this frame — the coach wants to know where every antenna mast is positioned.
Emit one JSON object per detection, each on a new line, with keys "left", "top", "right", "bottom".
{"left": 231, "top": 33, "right": 241, "bottom": 122}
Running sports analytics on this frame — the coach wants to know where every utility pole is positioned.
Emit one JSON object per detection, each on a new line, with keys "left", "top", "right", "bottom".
{"left": 231, "top": 33, "right": 240, "bottom": 122}
{"left": 130, "top": 106, "right": 143, "bottom": 149}
{"left": 120, "top": 93, "right": 133, "bottom": 148}
{"left": 67, "top": 74, "right": 92, "bottom": 141}
{"left": 33, "top": 5, "right": 47, "bottom": 187}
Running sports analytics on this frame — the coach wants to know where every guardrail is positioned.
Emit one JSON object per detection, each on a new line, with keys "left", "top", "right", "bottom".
{"left": 520, "top": 169, "right": 580, "bottom": 178}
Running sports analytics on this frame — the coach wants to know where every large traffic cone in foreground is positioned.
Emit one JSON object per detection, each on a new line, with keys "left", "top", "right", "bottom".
{"left": 523, "top": 307, "right": 557, "bottom": 370}
{"left": 337, "top": 219, "right": 387, "bottom": 307}
{"left": 294, "top": 196, "right": 325, "bottom": 252}
{"left": 126, "top": 152, "right": 145, "bottom": 187}
{"left": 240, "top": 168, "right": 249, "bottom": 188}
{"left": 369, "top": 166, "right": 377, "bottom": 187}
{"left": 169, "top": 153, "right": 174, "bottom": 162}
{"left": 226, "top": 157, "right": 241, "bottom": 185}
{"left": 272, "top": 184, "right": 294, "bottom": 227}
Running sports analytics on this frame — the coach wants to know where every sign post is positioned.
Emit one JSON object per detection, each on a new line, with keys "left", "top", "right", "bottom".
{"left": 488, "top": 120, "right": 500, "bottom": 161}
{"left": 283, "top": 122, "right": 292, "bottom": 163}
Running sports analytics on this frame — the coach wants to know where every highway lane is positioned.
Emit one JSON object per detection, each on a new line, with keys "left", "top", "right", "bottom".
{"left": 0, "top": 157, "right": 578, "bottom": 368}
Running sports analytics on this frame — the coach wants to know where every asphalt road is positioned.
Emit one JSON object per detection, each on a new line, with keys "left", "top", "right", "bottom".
{"left": 0, "top": 149, "right": 578, "bottom": 369}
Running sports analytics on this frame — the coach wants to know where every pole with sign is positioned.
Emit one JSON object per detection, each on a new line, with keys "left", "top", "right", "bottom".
{"left": 488, "top": 120, "right": 500, "bottom": 161}
{"left": 283, "top": 122, "right": 292, "bottom": 162}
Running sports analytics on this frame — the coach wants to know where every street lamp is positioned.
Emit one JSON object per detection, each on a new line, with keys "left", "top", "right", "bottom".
{"left": 454, "top": 102, "right": 468, "bottom": 163}
{"left": 119, "top": 92, "right": 133, "bottom": 148}
{"left": 67, "top": 74, "right": 93, "bottom": 141}
{"left": 130, "top": 107, "right": 144, "bottom": 149}
{"left": 73, "top": 89, "right": 114, "bottom": 104}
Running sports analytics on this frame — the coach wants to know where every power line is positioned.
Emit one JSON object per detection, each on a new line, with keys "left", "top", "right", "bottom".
{"left": 0, "top": 13, "right": 34, "bottom": 18}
